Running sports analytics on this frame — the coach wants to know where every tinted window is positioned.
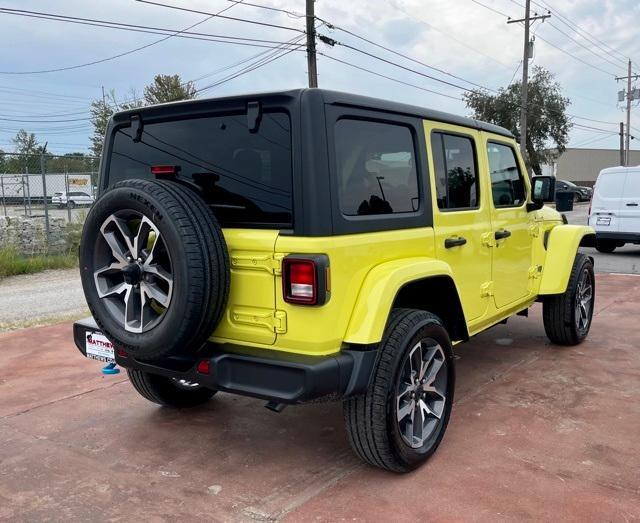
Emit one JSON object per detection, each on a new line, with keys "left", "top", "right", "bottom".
{"left": 334, "top": 119, "right": 419, "bottom": 216}
{"left": 107, "top": 112, "right": 292, "bottom": 227}
{"left": 432, "top": 132, "right": 479, "bottom": 209}
{"left": 487, "top": 142, "right": 526, "bottom": 207}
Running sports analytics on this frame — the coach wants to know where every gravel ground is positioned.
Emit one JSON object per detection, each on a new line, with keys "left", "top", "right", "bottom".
{"left": 0, "top": 267, "right": 87, "bottom": 331}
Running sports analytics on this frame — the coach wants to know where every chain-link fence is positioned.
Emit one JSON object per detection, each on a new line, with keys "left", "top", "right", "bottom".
{"left": 0, "top": 152, "right": 99, "bottom": 255}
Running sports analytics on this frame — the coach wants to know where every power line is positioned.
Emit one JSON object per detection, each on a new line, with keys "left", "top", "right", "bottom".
{"left": 0, "top": 109, "right": 90, "bottom": 118}
{"left": 317, "top": 15, "right": 616, "bottom": 132}
{"left": 224, "top": 0, "right": 305, "bottom": 18}
{"left": 468, "top": 0, "right": 512, "bottom": 19}
{"left": 326, "top": 39, "right": 478, "bottom": 93}
{"left": 320, "top": 22, "right": 494, "bottom": 91}
{"left": 0, "top": 3, "right": 240, "bottom": 75}
{"left": 135, "top": 0, "right": 304, "bottom": 33}
{"left": 462, "top": 0, "right": 621, "bottom": 78}
{"left": 197, "top": 35, "right": 305, "bottom": 93}
{"left": 544, "top": 20, "right": 627, "bottom": 73}
{"left": 0, "top": 6, "right": 304, "bottom": 74}
{"left": 572, "top": 134, "right": 617, "bottom": 148}
{"left": 532, "top": 0, "right": 630, "bottom": 65}
{"left": 0, "top": 116, "right": 91, "bottom": 123}
{"left": 569, "top": 115, "right": 618, "bottom": 126}
{"left": 318, "top": 52, "right": 462, "bottom": 101}
{"left": 572, "top": 122, "right": 620, "bottom": 134}
{"left": 389, "top": 0, "right": 514, "bottom": 70}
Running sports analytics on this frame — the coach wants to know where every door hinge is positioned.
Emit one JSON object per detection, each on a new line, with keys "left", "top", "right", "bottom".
{"left": 230, "top": 252, "right": 284, "bottom": 275}
{"left": 528, "top": 265, "right": 543, "bottom": 279}
{"left": 480, "top": 281, "right": 494, "bottom": 297}
{"left": 231, "top": 308, "right": 288, "bottom": 333}
{"left": 481, "top": 232, "right": 496, "bottom": 248}
{"left": 528, "top": 224, "right": 540, "bottom": 238}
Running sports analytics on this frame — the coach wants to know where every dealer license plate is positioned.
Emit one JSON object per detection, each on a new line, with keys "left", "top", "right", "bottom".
{"left": 85, "top": 331, "right": 115, "bottom": 362}
{"left": 596, "top": 216, "right": 611, "bottom": 226}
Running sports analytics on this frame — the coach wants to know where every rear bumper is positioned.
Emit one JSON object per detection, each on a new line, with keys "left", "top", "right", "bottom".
{"left": 595, "top": 232, "right": 640, "bottom": 244}
{"left": 73, "top": 317, "right": 377, "bottom": 404}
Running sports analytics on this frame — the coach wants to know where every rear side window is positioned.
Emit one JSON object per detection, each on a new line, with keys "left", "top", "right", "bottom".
{"left": 431, "top": 132, "right": 479, "bottom": 210}
{"left": 107, "top": 111, "right": 292, "bottom": 227}
{"left": 487, "top": 142, "right": 526, "bottom": 207}
{"left": 334, "top": 119, "right": 419, "bottom": 216}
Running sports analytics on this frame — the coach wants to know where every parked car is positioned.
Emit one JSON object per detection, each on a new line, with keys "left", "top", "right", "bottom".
{"left": 51, "top": 190, "right": 95, "bottom": 208}
{"left": 556, "top": 179, "right": 592, "bottom": 202}
{"left": 72, "top": 89, "right": 595, "bottom": 472}
{"left": 588, "top": 165, "right": 640, "bottom": 252}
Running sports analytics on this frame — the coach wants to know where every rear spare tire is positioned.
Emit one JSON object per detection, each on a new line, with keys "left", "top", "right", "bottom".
{"left": 79, "top": 179, "right": 230, "bottom": 360}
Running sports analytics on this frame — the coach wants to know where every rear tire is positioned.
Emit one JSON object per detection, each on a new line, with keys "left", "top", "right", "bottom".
{"left": 343, "top": 309, "right": 455, "bottom": 473}
{"left": 596, "top": 240, "right": 616, "bottom": 253}
{"left": 543, "top": 253, "right": 595, "bottom": 346}
{"left": 127, "top": 369, "right": 216, "bottom": 407}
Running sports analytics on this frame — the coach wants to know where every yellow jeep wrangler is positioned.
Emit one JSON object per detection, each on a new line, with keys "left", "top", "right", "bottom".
{"left": 74, "top": 89, "right": 595, "bottom": 472}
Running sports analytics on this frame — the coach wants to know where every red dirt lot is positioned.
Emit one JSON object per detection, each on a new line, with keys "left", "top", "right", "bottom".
{"left": 0, "top": 274, "right": 639, "bottom": 522}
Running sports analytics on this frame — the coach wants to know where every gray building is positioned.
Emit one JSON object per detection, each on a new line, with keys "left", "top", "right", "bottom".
{"left": 543, "top": 148, "right": 640, "bottom": 187}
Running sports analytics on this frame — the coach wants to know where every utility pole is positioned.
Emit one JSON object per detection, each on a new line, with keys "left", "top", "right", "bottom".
{"left": 626, "top": 61, "right": 632, "bottom": 165}
{"left": 620, "top": 122, "right": 625, "bottom": 166}
{"left": 305, "top": 0, "right": 318, "bottom": 87}
{"left": 508, "top": 2, "right": 550, "bottom": 166}
{"left": 616, "top": 61, "right": 639, "bottom": 166}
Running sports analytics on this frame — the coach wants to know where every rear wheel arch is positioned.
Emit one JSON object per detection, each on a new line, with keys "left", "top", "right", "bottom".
{"left": 391, "top": 276, "right": 468, "bottom": 343}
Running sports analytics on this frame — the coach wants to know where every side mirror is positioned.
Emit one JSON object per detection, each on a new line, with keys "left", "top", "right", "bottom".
{"left": 527, "top": 175, "right": 556, "bottom": 211}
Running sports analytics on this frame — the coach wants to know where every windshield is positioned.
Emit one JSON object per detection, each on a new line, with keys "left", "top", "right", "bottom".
{"left": 106, "top": 111, "right": 293, "bottom": 227}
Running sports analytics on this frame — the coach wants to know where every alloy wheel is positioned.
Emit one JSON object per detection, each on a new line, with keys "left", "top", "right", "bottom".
{"left": 93, "top": 210, "right": 173, "bottom": 333}
{"left": 575, "top": 268, "right": 593, "bottom": 334}
{"left": 396, "top": 340, "right": 448, "bottom": 448}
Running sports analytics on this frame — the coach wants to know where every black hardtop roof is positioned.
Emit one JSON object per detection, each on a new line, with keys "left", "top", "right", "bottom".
{"left": 114, "top": 88, "right": 514, "bottom": 138}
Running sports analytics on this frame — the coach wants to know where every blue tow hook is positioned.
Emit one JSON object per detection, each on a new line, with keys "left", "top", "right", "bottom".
{"left": 102, "top": 362, "right": 120, "bottom": 375}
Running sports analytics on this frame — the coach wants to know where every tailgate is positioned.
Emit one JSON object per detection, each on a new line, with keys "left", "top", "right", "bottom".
{"left": 211, "top": 229, "right": 282, "bottom": 345}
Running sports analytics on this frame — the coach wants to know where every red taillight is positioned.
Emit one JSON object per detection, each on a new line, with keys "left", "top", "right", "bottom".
{"left": 197, "top": 360, "right": 210, "bottom": 374}
{"left": 150, "top": 165, "right": 178, "bottom": 177}
{"left": 116, "top": 348, "right": 128, "bottom": 358}
{"left": 284, "top": 258, "right": 317, "bottom": 304}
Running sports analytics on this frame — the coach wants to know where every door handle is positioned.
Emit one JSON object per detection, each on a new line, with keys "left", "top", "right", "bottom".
{"left": 626, "top": 203, "right": 638, "bottom": 207}
{"left": 444, "top": 236, "right": 467, "bottom": 248}
{"left": 494, "top": 229, "right": 512, "bottom": 240}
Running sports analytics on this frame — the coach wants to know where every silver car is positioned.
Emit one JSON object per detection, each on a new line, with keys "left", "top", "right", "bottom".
{"left": 52, "top": 191, "right": 95, "bottom": 208}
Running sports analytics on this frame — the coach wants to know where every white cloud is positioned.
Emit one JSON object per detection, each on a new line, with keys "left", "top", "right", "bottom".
{"left": 0, "top": 0, "right": 637, "bottom": 152}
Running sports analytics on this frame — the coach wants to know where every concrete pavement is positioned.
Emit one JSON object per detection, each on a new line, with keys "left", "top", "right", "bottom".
{"left": 0, "top": 267, "right": 87, "bottom": 331}
{"left": 1, "top": 273, "right": 638, "bottom": 521}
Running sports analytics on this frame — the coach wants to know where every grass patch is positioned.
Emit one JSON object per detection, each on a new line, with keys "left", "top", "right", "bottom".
{"left": 0, "top": 247, "right": 78, "bottom": 279}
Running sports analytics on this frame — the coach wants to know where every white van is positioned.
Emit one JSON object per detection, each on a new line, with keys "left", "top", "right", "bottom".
{"left": 588, "top": 166, "right": 640, "bottom": 252}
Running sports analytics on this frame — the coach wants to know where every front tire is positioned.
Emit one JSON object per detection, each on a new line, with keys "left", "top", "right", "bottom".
{"left": 127, "top": 369, "right": 216, "bottom": 407}
{"left": 343, "top": 309, "right": 455, "bottom": 473}
{"left": 543, "top": 253, "right": 595, "bottom": 345}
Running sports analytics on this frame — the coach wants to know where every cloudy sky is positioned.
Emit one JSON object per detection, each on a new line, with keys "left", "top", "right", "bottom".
{"left": 0, "top": 0, "right": 638, "bottom": 155}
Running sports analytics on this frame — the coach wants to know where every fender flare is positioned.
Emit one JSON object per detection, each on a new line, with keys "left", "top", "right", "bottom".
{"left": 538, "top": 225, "right": 595, "bottom": 295}
{"left": 343, "top": 257, "right": 460, "bottom": 344}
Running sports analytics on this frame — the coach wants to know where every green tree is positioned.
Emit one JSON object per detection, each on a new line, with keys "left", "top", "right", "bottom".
{"left": 12, "top": 129, "right": 40, "bottom": 155}
{"left": 463, "top": 66, "right": 572, "bottom": 176}
{"left": 89, "top": 75, "right": 195, "bottom": 157}
{"left": 143, "top": 74, "right": 197, "bottom": 105}
{"left": 90, "top": 89, "right": 143, "bottom": 157}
